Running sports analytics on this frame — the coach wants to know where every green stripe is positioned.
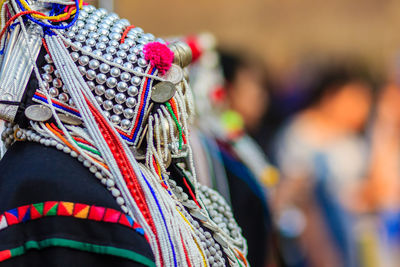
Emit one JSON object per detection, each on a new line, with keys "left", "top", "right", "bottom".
{"left": 74, "top": 140, "right": 102, "bottom": 156}
{"left": 165, "top": 102, "right": 183, "bottom": 150}
{"left": 9, "top": 238, "right": 155, "bottom": 267}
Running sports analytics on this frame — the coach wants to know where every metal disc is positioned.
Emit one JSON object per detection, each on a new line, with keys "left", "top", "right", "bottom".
{"left": 161, "top": 64, "right": 183, "bottom": 85}
{"left": 24, "top": 104, "right": 52, "bottom": 122}
{"left": 58, "top": 113, "right": 82, "bottom": 125}
{"left": 151, "top": 81, "right": 176, "bottom": 103}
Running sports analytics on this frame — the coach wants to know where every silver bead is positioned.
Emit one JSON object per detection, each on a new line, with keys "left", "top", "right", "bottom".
{"left": 96, "top": 73, "right": 107, "bottom": 84}
{"left": 115, "top": 93, "right": 126, "bottom": 104}
{"left": 110, "top": 67, "right": 121, "bottom": 77}
{"left": 106, "top": 77, "right": 118, "bottom": 88}
{"left": 49, "top": 87, "right": 59, "bottom": 97}
{"left": 89, "top": 59, "right": 100, "bottom": 70}
{"left": 103, "top": 111, "right": 110, "bottom": 118}
{"left": 124, "top": 38, "right": 135, "bottom": 47}
{"left": 119, "top": 43, "right": 129, "bottom": 51}
{"left": 59, "top": 93, "right": 69, "bottom": 102}
{"left": 123, "top": 62, "right": 133, "bottom": 69}
{"left": 97, "top": 28, "right": 109, "bottom": 36}
{"left": 78, "top": 55, "right": 89, "bottom": 66}
{"left": 86, "top": 38, "right": 96, "bottom": 47}
{"left": 103, "top": 53, "right": 113, "bottom": 62}
{"left": 113, "top": 104, "right": 123, "bottom": 115}
{"left": 98, "top": 35, "right": 109, "bottom": 43}
{"left": 120, "top": 72, "right": 131, "bottom": 82}
{"left": 43, "top": 73, "right": 52, "bottom": 83}
{"left": 79, "top": 29, "right": 89, "bottom": 36}
{"left": 78, "top": 66, "right": 86, "bottom": 76}
{"left": 110, "top": 32, "right": 121, "bottom": 41}
{"left": 88, "top": 32, "right": 99, "bottom": 39}
{"left": 121, "top": 119, "right": 131, "bottom": 129}
{"left": 117, "top": 82, "right": 128, "bottom": 92}
{"left": 106, "top": 46, "right": 117, "bottom": 55}
{"left": 72, "top": 42, "right": 82, "bottom": 51}
{"left": 95, "top": 85, "right": 106, "bottom": 95}
{"left": 113, "top": 57, "right": 123, "bottom": 65}
{"left": 69, "top": 99, "right": 75, "bottom": 107}
{"left": 80, "top": 10, "right": 88, "bottom": 18}
{"left": 127, "top": 54, "right": 137, "bottom": 63}
{"left": 95, "top": 96, "right": 103, "bottom": 105}
{"left": 75, "top": 34, "right": 86, "bottom": 42}
{"left": 117, "top": 50, "right": 127, "bottom": 59}
{"left": 109, "top": 40, "right": 119, "bottom": 48}
{"left": 138, "top": 58, "right": 148, "bottom": 68}
{"left": 70, "top": 25, "right": 79, "bottom": 32}
{"left": 85, "top": 23, "right": 96, "bottom": 32}
{"left": 123, "top": 108, "right": 135, "bottom": 119}
{"left": 110, "top": 115, "right": 121, "bottom": 124}
{"left": 126, "top": 97, "right": 137, "bottom": 108}
{"left": 103, "top": 100, "right": 113, "bottom": 110}
{"left": 92, "top": 50, "right": 102, "bottom": 57}
{"left": 86, "top": 19, "right": 97, "bottom": 25}
{"left": 111, "top": 26, "right": 123, "bottom": 34}
{"left": 96, "top": 42, "right": 106, "bottom": 51}
{"left": 53, "top": 78, "right": 62, "bottom": 88}
{"left": 105, "top": 89, "right": 116, "bottom": 99}
{"left": 70, "top": 52, "right": 79, "bottom": 62}
{"left": 67, "top": 31, "right": 75, "bottom": 39}
{"left": 128, "top": 86, "right": 139, "bottom": 96}
{"left": 82, "top": 46, "right": 92, "bottom": 53}
{"left": 133, "top": 67, "right": 143, "bottom": 74}
{"left": 99, "top": 63, "right": 110, "bottom": 73}
{"left": 86, "top": 69, "right": 97, "bottom": 80}
{"left": 137, "top": 38, "right": 148, "bottom": 45}
{"left": 43, "top": 64, "right": 54, "bottom": 73}
{"left": 54, "top": 70, "right": 61, "bottom": 78}
{"left": 131, "top": 76, "right": 141, "bottom": 86}
{"left": 45, "top": 54, "right": 53, "bottom": 63}
{"left": 143, "top": 33, "right": 155, "bottom": 41}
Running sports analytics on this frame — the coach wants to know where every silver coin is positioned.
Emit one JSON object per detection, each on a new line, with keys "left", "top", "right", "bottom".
{"left": 25, "top": 105, "right": 52, "bottom": 122}
{"left": 58, "top": 113, "right": 82, "bottom": 125}
{"left": 161, "top": 64, "right": 183, "bottom": 85}
{"left": 151, "top": 81, "right": 176, "bottom": 103}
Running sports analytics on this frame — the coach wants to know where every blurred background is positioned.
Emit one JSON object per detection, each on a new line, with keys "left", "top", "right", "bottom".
{"left": 87, "top": 1, "right": 400, "bottom": 267}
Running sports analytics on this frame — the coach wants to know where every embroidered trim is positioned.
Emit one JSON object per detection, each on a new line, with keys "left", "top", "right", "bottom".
{"left": 0, "top": 238, "right": 155, "bottom": 266}
{"left": 0, "top": 201, "right": 145, "bottom": 236}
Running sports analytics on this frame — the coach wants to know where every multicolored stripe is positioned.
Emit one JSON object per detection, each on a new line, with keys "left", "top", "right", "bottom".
{"left": 117, "top": 66, "right": 156, "bottom": 145}
{"left": 0, "top": 201, "right": 145, "bottom": 236}
{"left": 33, "top": 91, "right": 81, "bottom": 117}
{"left": 0, "top": 238, "right": 155, "bottom": 266}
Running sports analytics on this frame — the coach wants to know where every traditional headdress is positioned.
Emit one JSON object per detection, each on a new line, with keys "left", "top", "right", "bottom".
{"left": 0, "top": 1, "right": 248, "bottom": 266}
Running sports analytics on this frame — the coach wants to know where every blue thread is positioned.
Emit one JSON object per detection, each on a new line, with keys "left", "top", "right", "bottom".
{"left": 141, "top": 171, "right": 178, "bottom": 267}
{"left": 14, "top": 0, "right": 79, "bottom": 31}
{"left": 33, "top": 94, "right": 81, "bottom": 117}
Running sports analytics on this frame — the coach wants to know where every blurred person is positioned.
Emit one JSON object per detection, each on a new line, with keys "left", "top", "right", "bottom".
{"left": 273, "top": 61, "right": 375, "bottom": 267}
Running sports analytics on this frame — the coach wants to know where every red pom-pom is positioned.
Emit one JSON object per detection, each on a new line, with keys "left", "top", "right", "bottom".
{"left": 144, "top": 42, "right": 174, "bottom": 75}
{"left": 185, "top": 36, "right": 202, "bottom": 63}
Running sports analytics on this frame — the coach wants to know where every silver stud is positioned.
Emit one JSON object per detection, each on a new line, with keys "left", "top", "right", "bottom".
{"left": 49, "top": 87, "right": 59, "bottom": 97}
{"left": 96, "top": 42, "right": 106, "bottom": 51}
{"left": 124, "top": 38, "right": 135, "bottom": 47}
{"left": 105, "top": 89, "right": 116, "bottom": 99}
{"left": 70, "top": 52, "right": 79, "bottom": 62}
{"left": 112, "top": 57, "right": 122, "bottom": 65}
{"left": 95, "top": 85, "right": 105, "bottom": 96}
{"left": 67, "top": 31, "right": 76, "bottom": 39}
{"left": 53, "top": 78, "right": 62, "bottom": 88}
{"left": 126, "top": 97, "right": 137, "bottom": 108}
{"left": 119, "top": 43, "right": 129, "bottom": 51}
{"left": 89, "top": 59, "right": 100, "bottom": 70}
{"left": 106, "top": 46, "right": 117, "bottom": 55}
{"left": 76, "top": 20, "right": 85, "bottom": 29}
{"left": 59, "top": 93, "right": 69, "bottom": 102}
{"left": 43, "top": 64, "right": 54, "bottom": 73}
{"left": 92, "top": 50, "right": 102, "bottom": 57}
{"left": 109, "top": 40, "right": 119, "bottom": 47}
{"left": 121, "top": 72, "right": 131, "bottom": 82}
{"left": 69, "top": 99, "right": 75, "bottom": 107}
{"left": 82, "top": 45, "right": 92, "bottom": 53}
{"left": 127, "top": 54, "right": 137, "bottom": 63}
{"left": 54, "top": 70, "right": 61, "bottom": 78}
{"left": 121, "top": 119, "right": 131, "bottom": 129}
{"left": 43, "top": 73, "right": 52, "bottom": 83}
{"left": 85, "top": 23, "right": 97, "bottom": 32}
{"left": 113, "top": 104, "right": 123, "bottom": 115}
{"left": 133, "top": 67, "right": 143, "bottom": 74}
{"left": 86, "top": 19, "right": 97, "bottom": 25}
{"left": 75, "top": 34, "right": 86, "bottom": 42}
{"left": 123, "top": 62, "right": 133, "bottom": 69}
{"left": 138, "top": 58, "right": 148, "bottom": 68}
{"left": 99, "top": 63, "right": 110, "bottom": 73}
{"left": 88, "top": 32, "right": 99, "bottom": 39}
{"left": 131, "top": 76, "right": 141, "bottom": 86}
{"left": 117, "top": 82, "right": 128, "bottom": 92}
{"left": 106, "top": 77, "right": 118, "bottom": 88}
{"left": 117, "top": 50, "right": 127, "bottom": 59}
{"left": 103, "top": 53, "right": 113, "bottom": 61}
{"left": 87, "top": 81, "right": 96, "bottom": 91}
{"left": 97, "top": 28, "right": 109, "bottom": 36}
{"left": 86, "top": 38, "right": 96, "bottom": 47}
{"left": 95, "top": 96, "right": 103, "bottom": 105}
{"left": 123, "top": 108, "right": 135, "bottom": 119}
{"left": 110, "top": 115, "right": 121, "bottom": 124}
{"left": 86, "top": 69, "right": 96, "bottom": 80}
{"left": 78, "top": 55, "right": 89, "bottom": 66}
{"left": 115, "top": 93, "right": 126, "bottom": 104}
{"left": 103, "top": 100, "right": 113, "bottom": 110}
{"left": 96, "top": 73, "right": 107, "bottom": 84}
{"left": 79, "top": 29, "right": 89, "bottom": 36}
{"left": 110, "top": 67, "right": 121, "bottom": 77}
{"left": 128, "top": 86, "right": 139, "bottom": 96}
{"left": 45, "top": 54, "right": 53, "bottom": 64}
{"left": 98, "top": 35, "right": 109, "bottom": 43}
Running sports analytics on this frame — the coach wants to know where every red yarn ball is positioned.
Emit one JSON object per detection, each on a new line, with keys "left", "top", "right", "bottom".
{"left": 143, "top": 42, "right": 174, "bottom": 75}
